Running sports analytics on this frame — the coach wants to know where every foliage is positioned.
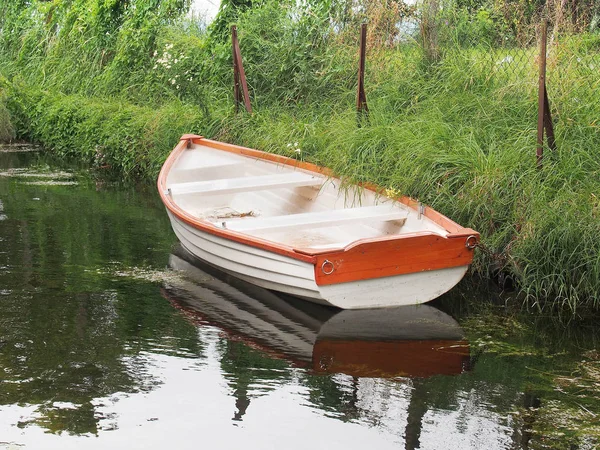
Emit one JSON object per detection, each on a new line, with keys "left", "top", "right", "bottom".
{"left": 0, "top": 0, "right": 194, "bottom": 103}
{"left": 0, "top": 75, "right": 15, "bottom": 142}
{"left": 6, "top": 83, "right": 214, "bottom": 177}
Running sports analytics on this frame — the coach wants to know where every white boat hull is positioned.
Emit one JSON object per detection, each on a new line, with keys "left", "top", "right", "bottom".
{"left": 167, "top": 211, "right": 469, "bottom": 309}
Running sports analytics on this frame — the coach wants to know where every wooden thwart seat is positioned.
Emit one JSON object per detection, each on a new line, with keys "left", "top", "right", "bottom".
{"left": 216, "top": 205, "right": 408, "bottom": 234}
{"left": 171, "top": 159, "right": 244, "bottom": 174}
{"left": 168, "top": 172, "right": 323, "bottom": 196}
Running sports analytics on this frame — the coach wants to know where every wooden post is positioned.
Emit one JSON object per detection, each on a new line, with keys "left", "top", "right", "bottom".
{"left": 231, "top": 25, "right": 252, "bottom": 114}
{"left": 357, "top": 23, "right": 368, "bottom": 117}
{"left": 536, "top": 21, "right": 556, "bottom": 168}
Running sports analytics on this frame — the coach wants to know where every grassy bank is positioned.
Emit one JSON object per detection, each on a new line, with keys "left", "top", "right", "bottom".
{"left": 6, "top": 84, "right": 213, "bottom": 176}
{"left": 0, "top": 76, "right": 15, "bottom": 142}
{"left": 1, "top": 0, "right": 599, "bottom": 313}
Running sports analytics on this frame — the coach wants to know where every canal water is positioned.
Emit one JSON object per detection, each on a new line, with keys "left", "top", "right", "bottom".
{"left": 0, "top": 145, "right": 598, "bottom": 449}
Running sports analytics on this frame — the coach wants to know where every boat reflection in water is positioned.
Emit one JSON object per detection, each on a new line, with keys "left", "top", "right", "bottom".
{"left": 165, "top": 246, "right": 471, "bottom": 379}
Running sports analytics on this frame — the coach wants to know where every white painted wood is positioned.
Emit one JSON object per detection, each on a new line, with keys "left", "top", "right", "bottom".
{"left": 216, "top": 205, "right": 408, "bottom": 233}
{"left": 169, "top": 172, "right": 323, "bottom": 196}
{"left": 167, "top": 211, "right": 321, "bottom": 299}
{"left": 317, "top": 266, "right": 469, "bottom": 309}
{"left": 168, "top": 209, "right": 467, "bottom": 309}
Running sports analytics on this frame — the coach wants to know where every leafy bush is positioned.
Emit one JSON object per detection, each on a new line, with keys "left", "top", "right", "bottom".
{"left": 0, "top": 76, "right": 15, "bottom": 142}
{"left": 8, "top": 84, "right": 213, "bottom": 177}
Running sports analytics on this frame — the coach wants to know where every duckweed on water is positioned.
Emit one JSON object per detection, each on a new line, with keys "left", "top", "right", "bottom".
{"left": 21, "top": 181, "right": 78, "bottom": 186}
{"left": 91, "top": 265, "right": 185, "bottom": 285}
{"left": 0, "top": 144, "right": 38, "bottom": 153}
{"left": 0, "top": 169, "right": 73, "bottom": 178}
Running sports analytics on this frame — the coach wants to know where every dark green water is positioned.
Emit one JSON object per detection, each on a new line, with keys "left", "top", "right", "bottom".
{"left": 0, "top": 145, "right": 598, "bottom": 450}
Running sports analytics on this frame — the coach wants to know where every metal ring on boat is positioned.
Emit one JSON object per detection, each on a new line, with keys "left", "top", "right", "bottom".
{"left": 465, "top": 235, "right": 478, "bottom": 249}
{"left": 321, "top": 259, "right": 335, "bottom": 275}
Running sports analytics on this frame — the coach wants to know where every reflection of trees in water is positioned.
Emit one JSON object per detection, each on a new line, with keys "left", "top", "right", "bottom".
{"left": 0, "top": 154, "right": 201, "bottom": 435}
{"left": 218, "top": 340, "right": 291, "bottom": 422}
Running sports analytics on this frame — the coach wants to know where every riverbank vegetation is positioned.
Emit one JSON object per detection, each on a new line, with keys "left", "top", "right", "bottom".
{"left": 0, "top": 75, "right": 15, "bottom": 142}
{"left": 1, "top": 0, "right": 599, "bottom": 314}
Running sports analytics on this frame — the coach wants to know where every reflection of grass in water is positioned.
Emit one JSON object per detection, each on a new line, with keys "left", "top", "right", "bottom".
{"left": 535, "top": 351, "right": 600, "bottom": 447}
{"left": 456, "top": 302, "right": 600, "bottom": 448}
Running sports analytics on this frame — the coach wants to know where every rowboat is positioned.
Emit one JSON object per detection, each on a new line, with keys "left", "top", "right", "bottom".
{"left": 166, "top": 247, "right": 471, "bottom": 378}
{"left": 158, "top": 135, "right": 479, "bottom": 309}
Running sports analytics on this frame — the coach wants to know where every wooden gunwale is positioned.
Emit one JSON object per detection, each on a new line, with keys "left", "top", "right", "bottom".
{"left": 158, "top": 135, "right": 479, "bottom": 283}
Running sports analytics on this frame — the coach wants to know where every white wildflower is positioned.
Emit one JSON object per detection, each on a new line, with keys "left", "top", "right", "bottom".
{"left": 496, "top": 55, "right": 513, "bottom": 65}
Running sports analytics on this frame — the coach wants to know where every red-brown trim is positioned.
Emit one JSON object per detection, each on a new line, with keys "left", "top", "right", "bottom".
{"left": 312, "top": 233, "right": 475, "bottom": 286}
{"left": 180, "top": 134, "right": 203, "bottom": 142}
{"left": 201, "top": 138, "right": 334, "bottom": 177}
{"left": 158, "top": 136, "right": 480, "bottom": 284}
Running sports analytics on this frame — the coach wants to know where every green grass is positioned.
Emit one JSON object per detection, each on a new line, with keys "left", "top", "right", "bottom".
{"left": 1, "top": 0, "right": 600, "bottom": 313}
{"left": 0, "top": 75, "right": 15, "bottom": 142}
{"left": 6, "top": 85, "right": 215, "bottom": 177}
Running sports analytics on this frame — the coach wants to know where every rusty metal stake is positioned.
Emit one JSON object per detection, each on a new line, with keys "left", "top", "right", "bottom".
{"left": 232, "top": 25, "right": 252, "bottom": 114}
{"left": 536, "top": 21, "right": 556, "bottom": 169}
{"left": 357, "top": 23, "right": 368, "bottom": 121}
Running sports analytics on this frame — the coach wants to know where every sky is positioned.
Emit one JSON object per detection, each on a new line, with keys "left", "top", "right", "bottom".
{"left": 190, "top": 0, "right": 221, "bottom": 21}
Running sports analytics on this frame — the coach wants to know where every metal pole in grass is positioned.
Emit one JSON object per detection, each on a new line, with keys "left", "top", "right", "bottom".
{"left": 536, "top": 20, "right": 556, "bottom": 169}
{"left": 357, "top": 23, "right": 369, "bottom": 123}
{"left": 231, "top": 25, "right": 252, "bottom": 114}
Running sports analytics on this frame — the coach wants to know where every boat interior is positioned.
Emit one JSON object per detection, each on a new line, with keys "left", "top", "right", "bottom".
{"left": 165, "top": 143, "right": 449, "bottom": 251}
